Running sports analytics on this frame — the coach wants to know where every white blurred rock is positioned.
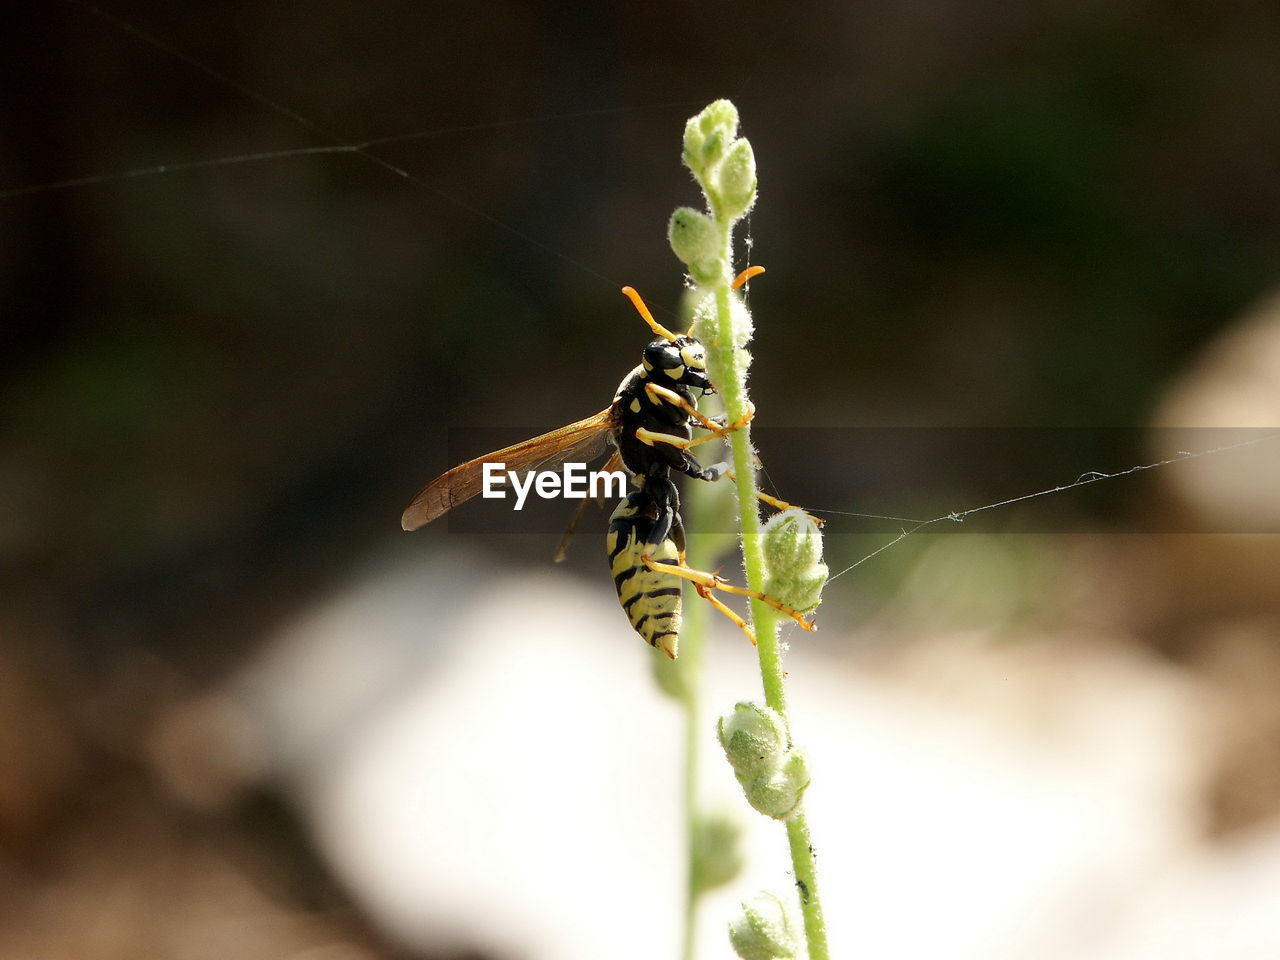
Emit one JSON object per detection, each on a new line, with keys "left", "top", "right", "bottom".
{"left": 1153, "top": 286, "right": 1280, "bottom": 529}
{"left": 218, "top": 551, "right": 1278, "bottom": 959}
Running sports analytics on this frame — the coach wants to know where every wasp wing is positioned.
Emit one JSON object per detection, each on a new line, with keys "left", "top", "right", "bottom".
{"left": 401, "top": 409, "right": 617, "bottom": 530}
{"left": 553, "top": 449, "right": 625, "bottom": 562}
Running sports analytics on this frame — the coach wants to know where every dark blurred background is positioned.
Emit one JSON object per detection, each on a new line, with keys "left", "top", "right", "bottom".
{"left": 3, "top": 1, "right": 1280, "bottom": 958}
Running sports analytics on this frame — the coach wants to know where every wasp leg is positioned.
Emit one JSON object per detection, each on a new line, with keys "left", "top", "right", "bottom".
{"left": 694, "top": 581, "right": 758, "bottom": 646}
{"left": 637, "top": 502, "right": 758, "bottom": 645}
{"left": 635, "top": 426, "right": 730, "bottom": 461}
{"left": 635, "top": 426, "right": 687, "bottom": 448}
{"left": 634, "top": 402, "right": 755, "bottom": 453}
{"left": 722, "top": 468, "right": 826, "bottom": 527}
{"left": 632, "top": 428, "right": 725, "bottom": 483}
{"left": 636, "top": 426, "right": 736, "bottom": 458}
{"left": 640, "top": 556, "right": 817, "bottom": 633}
{"left": 553, "top": 496, "right": 594, "bottom": 563}
{"left": 756, "top": 490, "right": 825, "bottom": 525}
{"left": 642, "top": 383, "right": 756, "bottom": 443}
{"left": 688, "top": 404, "right": 754, "bottom": 447}
{"left": 633, "top": 397, "right": 753, "bottom": 483}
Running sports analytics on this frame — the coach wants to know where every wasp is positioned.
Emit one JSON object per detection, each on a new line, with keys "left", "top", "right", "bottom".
{"left": 401, "top": 270, "right": 815, "bottom": 658}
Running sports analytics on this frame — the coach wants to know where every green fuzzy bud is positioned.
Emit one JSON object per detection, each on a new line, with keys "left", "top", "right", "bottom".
{"left": 682, "top": 118, "right": 722, "bottom": 177}
{"left": 683, "top": 99, "right": 740, "bottom": 176}
{"left": 697, "top": 295, "right": 754, "bottom": 385}
{"left": 689, "top": 291, "right": 718, "bottom": 345}
{"left": 720, "top": 703, "right": 810, "bottom": 819}
{"left": 729, "top": 891, "right": 798, "bottom": 960}
{"left": 691, "top": 810, "right": 745, "bottom": 894}
{"left": 763, "top": 509, "right": 822, "bottom": 571}
{"left": 668, "top": 206, "right": 720, "bottom": 270}
{"left": 718, "top": 701, "right": 788, "bottom": 777}
{"left": 742, "top": 749, "right": 810, "bottom": 820}
{"left": 715, "top": 138, "right": 758, "bottom": 220}
{"left": 762, "top": 509, "right": 829, "bottom": 614}
{"left": 727, "top": 295, "right": 755, "bottom": 348}
{"left": 688, "top": 256, "right": 727, "bottom": 286}
{"left": 767, "top": 569, "right": 827, "bottom": 617}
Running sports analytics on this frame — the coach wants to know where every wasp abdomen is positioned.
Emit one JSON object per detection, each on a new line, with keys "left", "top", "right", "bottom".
{"left": 607, "top": 490, "right": 685, "bottom": 659}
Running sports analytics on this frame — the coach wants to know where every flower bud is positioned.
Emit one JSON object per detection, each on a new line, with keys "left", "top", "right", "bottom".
{"left": 683, "top": 99, "right": 740, "bottom": 176}
{"left": 715, "top": 138, "right": 758, "bottom": 220}
{"left": 762, "top": 509, "right": 829, "bottom": 614}
{"left": 688, "top": 256, "right": 726, "bottom": 286}
{"left": 691, "top": 810, "right": 744, "bottom": 894}
{"left": 697, "top": 294, "right": 754, "bottom": 380}
{"left": 742, "top": 749, "right": 810, "bottom": 820}
{"left": 668, "top": 206, "right": 720, "bottom": 269}
{"left": 729, "top": 891, "right": 798, "bottom": 960}
{"left": 718, "top": 701, "right": 788, "bottom": 777}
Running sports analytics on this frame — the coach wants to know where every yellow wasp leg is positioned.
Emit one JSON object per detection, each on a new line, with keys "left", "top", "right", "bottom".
{"left": 695, "top": 582, "right": 759, "bottom": 645}
{"left": 634, "top": 426, "right": 693, "bottom": 448}
{"left": 671, "top": 544, "right": 756, "bottom": 645}
{"left": 644, "top": 381, "right": 722, "bottom": 432}
{"left": 634, "top": 401, "right": 755, "bottom": 450}
{"left": 553, "top": 496, "right": 594, "bottom": 563}
{"left": 686, "top": 402, "right": 755, "bottom": 448}
{"left": 641, "top": 556, "right": 817, "bottom": 633}
{"left": 644, "top": 382, "right": 756, "bottom": 439}
{"left": 758, "top": 489, "right": 807, "bottom": 514}
{"left": 723, "top": 468, "right": 826, "bottom": 526}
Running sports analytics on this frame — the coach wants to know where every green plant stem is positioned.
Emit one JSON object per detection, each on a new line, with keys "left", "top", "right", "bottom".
{"left": 710, "top": 255, "right": 831, "bottom": 960}
{"left": 786, "top": 813, "right": 826, "bottom": 956}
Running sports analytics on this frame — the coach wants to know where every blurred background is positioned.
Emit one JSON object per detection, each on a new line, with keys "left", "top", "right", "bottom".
{"left": 3, "top": 1, "right": 1280, "bottom": 957}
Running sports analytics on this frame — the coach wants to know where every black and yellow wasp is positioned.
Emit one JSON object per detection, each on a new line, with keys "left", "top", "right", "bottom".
{"left": 401, "top": 270, "right": 814, "bottom": 658}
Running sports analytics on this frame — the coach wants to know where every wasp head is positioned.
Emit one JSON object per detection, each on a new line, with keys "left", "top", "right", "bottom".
{"left": 643, "top": 336, "right": 713, "bottom": 393}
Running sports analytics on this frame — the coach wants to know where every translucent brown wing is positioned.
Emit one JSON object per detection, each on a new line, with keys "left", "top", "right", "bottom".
{"left": 401, "top": 409, "right": 617, "bottom": 530}
{"left": 553, "top": 449, "right": 625, "bottom": 562}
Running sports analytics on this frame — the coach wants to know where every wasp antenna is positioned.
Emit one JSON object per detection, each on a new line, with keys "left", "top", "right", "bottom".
{"left": 621, "top": 286, "right": 679, "bottom": 342}
{"left": 732, "top": 265, "right": 766, "bottom": 290}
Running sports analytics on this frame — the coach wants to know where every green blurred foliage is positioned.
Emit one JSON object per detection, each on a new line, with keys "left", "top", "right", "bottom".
{"left": 2, "top": 0, "right": 1278, "bottom": 665}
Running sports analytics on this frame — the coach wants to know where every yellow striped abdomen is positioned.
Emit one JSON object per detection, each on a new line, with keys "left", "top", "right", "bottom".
{"left": 607, "top": 492, "right": 684, "bottom": 658}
